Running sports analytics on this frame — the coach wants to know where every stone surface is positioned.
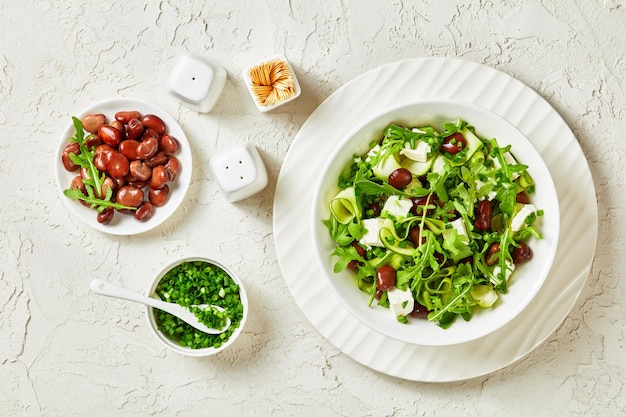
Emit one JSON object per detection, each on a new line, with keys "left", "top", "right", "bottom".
{"left": 0, "top": 0, "right": 624, "bottom": 416}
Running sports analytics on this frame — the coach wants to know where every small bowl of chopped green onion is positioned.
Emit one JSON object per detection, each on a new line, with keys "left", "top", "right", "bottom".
{"left": 146, "top": 257, "right": 248, "bottom": 356}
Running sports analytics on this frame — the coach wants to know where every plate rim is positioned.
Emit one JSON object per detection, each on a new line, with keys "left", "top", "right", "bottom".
{"left": 273, "top": 56, "right": 598, "bottom": 382}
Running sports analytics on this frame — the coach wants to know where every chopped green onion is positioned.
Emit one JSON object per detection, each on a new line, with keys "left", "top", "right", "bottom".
{"left": 154, "top": 261, "right": 244, "bottom": 349}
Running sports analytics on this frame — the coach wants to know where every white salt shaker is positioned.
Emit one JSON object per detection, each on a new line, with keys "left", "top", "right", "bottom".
{"left": 168, "top": 53, "right": 227, "bottom": 113}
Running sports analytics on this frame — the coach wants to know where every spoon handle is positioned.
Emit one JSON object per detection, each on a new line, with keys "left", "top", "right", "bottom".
{"left": 90, "top": 279, "right": 163, "bottom": 309}
{"left": 89, "top": 279, "right": 228, "bottom": 334}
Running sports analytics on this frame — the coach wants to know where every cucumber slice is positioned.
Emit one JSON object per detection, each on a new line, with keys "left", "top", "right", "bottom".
{"left": 329, "top": 187, "right": 360, "bottom": 224}
{"left": 372, "top": 153, "right": 402, "bottom": 180}
{"left": 400, "top": 156, "right": 434, "bottom": 176}
{"left": 378, "top": 219, "right": 415, "bottom": 256}
{"left": 449, "top": 128, "right": 484, "bottom": 167}
{"left": 470, "top": 284, "right": 499, "bottom": 308}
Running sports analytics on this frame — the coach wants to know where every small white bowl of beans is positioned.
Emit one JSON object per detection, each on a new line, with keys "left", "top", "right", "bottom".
{"left": 146, "top": 257, "right": 249, "bottom": 357}
{"left": 55, "top": 97, "right": 193, "bottom": 235}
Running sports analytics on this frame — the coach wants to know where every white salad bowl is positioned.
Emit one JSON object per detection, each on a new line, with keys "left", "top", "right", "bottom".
{"left": 312, "top": 99, "right": 560, "bottom": 346}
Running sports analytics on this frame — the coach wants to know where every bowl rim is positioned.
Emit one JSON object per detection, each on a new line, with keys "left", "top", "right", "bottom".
{"left": 145, "top": 256, "right": 249, "bottom": 356}
{"left": 311, "top": 98, "right": 560, "bottom": 346}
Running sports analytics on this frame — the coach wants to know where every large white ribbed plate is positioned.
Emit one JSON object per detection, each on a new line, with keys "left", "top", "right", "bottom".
{"left": 273, "top": 57, "right": 598, "bottom": 382}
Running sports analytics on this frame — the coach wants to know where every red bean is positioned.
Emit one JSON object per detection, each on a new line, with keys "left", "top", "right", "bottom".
{"left": 116, "top": 186, "right": 144, "bottom": 208}
{"left": 368, "top": 202, "right": 381, "bottom": 217}
{"left": 81, "top": 113, "right": 107, "bottom": 134}
{"left": 95, "top": 144, "right": 115, "bottom": 160}
{"left": 70, "top": 176, "right": 91, "bottom": 207}
{"left": 159, "top": 134, "right": 179, "bottom": 156}
{"left": 141, "top": 128, "right": 159, "bottom": 141}
{"left": 376, "top": 265, "right": 396, "bottom": 291}
{"left": 119, "top": 139, "right": 141, "bottom": 161}
{"left": 485, "top": 243, "right": 500, "bottom": 266}
{"left": 388, "top": 168, "right": 412, "bottom": 190}
{"left": 516, "top": 192, "right": 530, "bottom": 204}
{"left": 112, "top": 176, "right": 126, "bottom": 189}
{"left": 97, "top": 207, "right": 115, "bottom": 225}
{"left": 126, "top": 179, "right": 147, "bottom": 189}
{"left": 115, "top": 111, "right": 141, "bottom": 124}
{"left": 352, "top": 241, "right": 366, "bottom": 257}
{"left": 62, "top": 142, "right": 80, "bottom": 172}
{"left": 98, "top": 124, "right": 122, "bottom": 147}
{"left": 347, "top": 241, "right": 366, "bottom": 270}
{"left": 106, "top": 152, "right": 130, "bottom": 178}
{"left": 94, "top": 146, "right": 115, "bottom": 175}
{"left": 84, "top": 135, "right": 102, "bottom": 149}
{"left": 148, "top": 165, "right": 170, "bottom": 189}
{"left": 164, "top": 156, "right": 180, "bottom": 181}
{"left": 412, "top": 194, "right": 437, "bottom": 216}
{"left": 410, "top": 302, "right": 430, "bottom": 318}
{"left": 101, "top": 176, "right": 116, "bottom": 197}
{"left": 141, "top": 114, "right": 166, "bottom": 135}
{"left": 475, "top": 200, "right": 493, "bottom": 231}
{"left": 148, "top": 185, "right": 169, "bottom": 207}
{"left": 80, "top": 167, "right": 91, "bottom": 180}
{"left": 409, "top": 227, "right": 426, "bottom": 247}
{"left": 109, "top": 120, "right": 126, "bottom": 139}
{"left": 70, "top": 175, "right": 86, "bottom": 193}
{"left": 440, "top": 132, "right": 467, "bottom": 155}
{"left": 134, "top": 202, "right": 155, "bottom": 222}
{"left": 137, "top": 137, "right": 158, "bottom": 160}
{"left": 512, "top": 242, "right": 533, "bottom": 264}
{"left": 125, "top": 118, "right": 145, "bottom": 140}
{"left": 93, "top": 150, "right": 109, "bottom": 172}
{"left": 129, "top": 160, "right": 152, "bottom": 181}
{"left": 146, "top": 151, "right": 167, "bottom": 167}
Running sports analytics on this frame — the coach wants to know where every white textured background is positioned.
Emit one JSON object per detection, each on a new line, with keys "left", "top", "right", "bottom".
{"left": 1, "top": 1, "right": 624, "bottom": 416}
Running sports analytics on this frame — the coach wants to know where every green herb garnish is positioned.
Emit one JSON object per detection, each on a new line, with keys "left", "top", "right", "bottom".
{"left": 62, "top": 117, "right": 135, "bottom": 212}
{"left": 154, "top": 261, "right": 245, "bottom": 349}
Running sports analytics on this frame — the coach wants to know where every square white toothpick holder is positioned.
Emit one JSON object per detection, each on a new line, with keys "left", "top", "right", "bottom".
{"left": 168, "top": 54, "right": 227, "bottom": 113}
{"left": 208, "top": 144, "right": 269, "bottom": 202}
{"left": 243, "top": 54, "right": 301, "bottom": 113}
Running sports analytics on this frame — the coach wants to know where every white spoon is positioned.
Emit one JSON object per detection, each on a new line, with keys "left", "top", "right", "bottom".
{"left": 90, "top": 279, "right": 231, "bottom": 334}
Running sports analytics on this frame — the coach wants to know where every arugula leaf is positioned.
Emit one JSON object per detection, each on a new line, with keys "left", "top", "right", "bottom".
{"left": 63, "top": 116, "right": 136, "bottom": 212}
{"left": 355, "top": 178, "right": 429, "bottom": 198}
{"left": 323, "top": 217, "right": 353, "bottom": 246}
{"left": 63, "top": 188, "right": 136, "bottom": 212}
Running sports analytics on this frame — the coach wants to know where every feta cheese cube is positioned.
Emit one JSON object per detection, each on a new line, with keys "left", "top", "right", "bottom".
{"left": 503, "top": 151, "right": 517, "bottom": 166}
{"left": 382, "top": 195, "right": 413, "bottom": 218}
{"left": 365, "top": 145, "right": 381, "bottom": 162}
{"left": 359, "top": 218, "right": 386, "bottom": 248}
{"left": 431, "top": 155, "right": 447, "bottom": 175}
{"left": 493, "top": 260, "right": 516, "bottom": 282}
{"left": 511, "top": 204, "right": 537, "bottom": 232}
{"left": 449, "top": 218, "right": 468, "bottom": 240}
{"left": 491, "top": 152, "right": 519, "bottom": 180}
{"left": 387, "top": 287, "right": 414, "bottom": 317}
{"left": 475, "top": 179, "right": 497, "bottom": 201}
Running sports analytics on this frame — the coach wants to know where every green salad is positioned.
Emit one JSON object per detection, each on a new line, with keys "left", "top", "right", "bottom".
{"left": 323, "top": 118, "right": 543, "bottom": 328}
